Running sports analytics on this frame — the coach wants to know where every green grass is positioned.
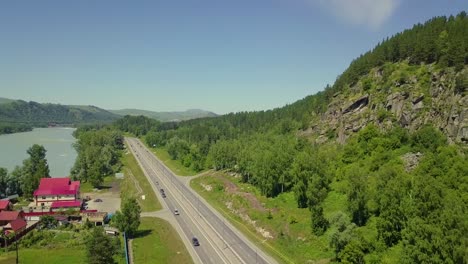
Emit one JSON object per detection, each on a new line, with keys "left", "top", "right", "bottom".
{"left": 0, "top": 248, "right": 86, "bottom": 264}
{"left": 150, "top": 147, "right": 198, "bottom": 176}
{"left": 322, "top": 184, "right": 348, "bottom": 220}
{"left": 0, "top": 228, "right": 125, "bottom": 264}
{"left": 190, "top": 172, "right": 334, "bottom": 264}
{"left": 80, "top": 175, "right": 117, "bottom": 193}
{"left": 121, "top": 148, "right": 162, "bottom": 212}
{"left": 132, "top": 217, "right": 193, "bottom": 264}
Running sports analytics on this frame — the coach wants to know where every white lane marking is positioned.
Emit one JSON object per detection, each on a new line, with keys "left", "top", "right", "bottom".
{"left": 128, "top": 139, "right": 228, "bottom": 264}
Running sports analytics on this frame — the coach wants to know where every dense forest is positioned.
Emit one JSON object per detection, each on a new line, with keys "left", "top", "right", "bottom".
{"left": 113, "top": 13, "right": 468, "bottom": 263}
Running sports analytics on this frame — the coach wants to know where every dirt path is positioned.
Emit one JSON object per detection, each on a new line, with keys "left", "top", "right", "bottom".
{"left": 127, "top": 169, "right": 143, "bottom": 196}
{"left": 217, "top": 174, "right": 266, "bottom": 212}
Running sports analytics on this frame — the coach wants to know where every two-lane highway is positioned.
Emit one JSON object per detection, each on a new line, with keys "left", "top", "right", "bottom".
{"left": 126, "top": 138, "right": 277, "bottom": 264}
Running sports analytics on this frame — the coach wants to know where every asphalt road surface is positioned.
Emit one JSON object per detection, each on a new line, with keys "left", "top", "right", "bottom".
{"left": 126, "top": 138, "right": 278, "bottom": 264}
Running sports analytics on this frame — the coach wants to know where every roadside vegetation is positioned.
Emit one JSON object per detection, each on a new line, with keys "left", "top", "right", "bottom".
{"left": 132, "top": 217, "right": 193, "bottom": 264}
{"left": 190, "top": 172, "right": 316, "bottom": 263}
{"left": 117, "top": 140, "right": 192, "bottom": 263}
{"left": 121, "top": 148, "right": 161, "bottom": 211}
{"left": 147, "top": 147, "right": 198, "bottom": 176}
{"left": 112, "top": 197, "right": 141, "bottom": 238}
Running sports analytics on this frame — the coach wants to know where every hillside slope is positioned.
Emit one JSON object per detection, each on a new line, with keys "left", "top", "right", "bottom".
{"left": 0, "top": 99, "right": 119, "bottom": 125}
{"left": 308, "top": 63, "right": 467, "bottom": 144}
{"left": 109, "top": 108, "right": 217, "bottom": 122}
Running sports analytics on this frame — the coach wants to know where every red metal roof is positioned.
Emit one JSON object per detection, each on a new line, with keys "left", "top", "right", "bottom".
{"left": 33, "top": 177, "right": 80, "bottom": 196}
{"left": 0, "top": 211, "right": 21, "bottom": 221}
{"left": 51, "top": 200, "right": 82, "bottom": 208}
{"left": 0, "top": 200, "right": 10, "bottom": 210}
{"left": 9, "top": 218, "right": 27, "bottom": 232}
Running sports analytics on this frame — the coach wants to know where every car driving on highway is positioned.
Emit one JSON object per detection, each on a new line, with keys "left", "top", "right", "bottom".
{"left": 174, "top": 209, "right": 179, "bottom": 215}
{"left": 192, "top": 237, "right": 200, "bottom": 246}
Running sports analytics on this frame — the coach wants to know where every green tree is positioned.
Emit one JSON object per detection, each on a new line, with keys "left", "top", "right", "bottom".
{"left": 27, "top": 144, "right": 50, "bottom": 177}
{"left": 38, "top": 215, "right": 58, "bottom": 229}
{"left": 71, "top": 129, "right": 122, "bottom": 188}
{"left": 85, "top": 227, "right": 119, "bottom": 264}
{"left": 310, "top": 205, "right": 329, "bottom": 236}
{"left": 112, "top": 197, "right": 141, "bottom": 237}
{"left": 21, "top": 145, "right": 50, "bottom": 198}
{"left": 346, "top": 164, "right": 369, "bottom": 226}
{"left": 0, "top": 168, "right": 7, "bottom": 198}
{"left": 411, "top": 125, "right": 447, "bottom": 153}
{"left": 7, "top": 166, "right": 23, "bottom": 196}
{"left": 339, "top": 239, "right": 366, "bottom": 264}
{"left": 330, "top": 223, "right": 358, "bottom": 260}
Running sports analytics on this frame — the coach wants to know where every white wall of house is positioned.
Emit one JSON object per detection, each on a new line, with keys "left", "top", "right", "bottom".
{"left": 35, "top": 194, "right": 77, "bottom": 206}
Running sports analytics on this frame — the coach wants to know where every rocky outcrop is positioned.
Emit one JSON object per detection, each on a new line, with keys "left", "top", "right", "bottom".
{"left": 311, "top": 64, "right": 468, "bottom": 145}
{"left": 342, "top": 95, "right": 369, "bottom": 114}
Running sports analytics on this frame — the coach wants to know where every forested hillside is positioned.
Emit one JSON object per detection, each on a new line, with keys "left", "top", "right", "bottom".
{"left": 0, "top": 99, "right": 119, "bottom": 131}
{"left": 115, "top": 13, "right": 467, "bottom": 263}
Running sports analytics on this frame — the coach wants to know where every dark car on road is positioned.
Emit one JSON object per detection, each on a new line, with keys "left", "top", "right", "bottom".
{"left": 192, "top": 237, "right": 200, "bottom": 246}
{"left": 94, "top": 198, "right": 103, "bottom": 202}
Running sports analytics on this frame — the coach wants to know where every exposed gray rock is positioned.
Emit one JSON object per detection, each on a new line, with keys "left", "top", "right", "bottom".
{"left": 312, "top": 64, "right": 467, "bottom": 145}
{"left": 402, "top": 152, "right": 424, "bottom": 172}
{"left": 412, "top": 101, "right": 424, "bottom": 110}
{"left": 342, "top": 95, "right": 369, "bottom": 114}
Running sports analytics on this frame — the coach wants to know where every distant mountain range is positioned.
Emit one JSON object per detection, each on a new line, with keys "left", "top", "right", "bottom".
{"left": 108, "top": 108, "right": 217, "bottom": 122}
{"left": 0, "top": 98, "right": 217, "bottom": 125}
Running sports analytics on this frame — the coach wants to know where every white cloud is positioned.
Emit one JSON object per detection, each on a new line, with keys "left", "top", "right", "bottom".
{"left": 311, "top": 0, "right": 401, "bottom": 30}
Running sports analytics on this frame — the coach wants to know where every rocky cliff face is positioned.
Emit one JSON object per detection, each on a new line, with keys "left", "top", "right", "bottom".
{"left": 309, "top": 63, "right": 468, "bottom": 145}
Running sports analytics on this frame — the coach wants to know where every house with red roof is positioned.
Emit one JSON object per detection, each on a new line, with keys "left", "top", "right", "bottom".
{"left": 0, "top": 200, "right": 12, "bottom": 212}
{"left": 0, "top": 211, "right": 27, "bottom": 233}
{"left": 33, "top": 178, "right": 81, "bottom": 207}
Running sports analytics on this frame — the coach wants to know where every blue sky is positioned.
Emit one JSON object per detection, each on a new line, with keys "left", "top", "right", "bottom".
{"left": 0, "top": 1, "right": 465, "bottom": 114}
